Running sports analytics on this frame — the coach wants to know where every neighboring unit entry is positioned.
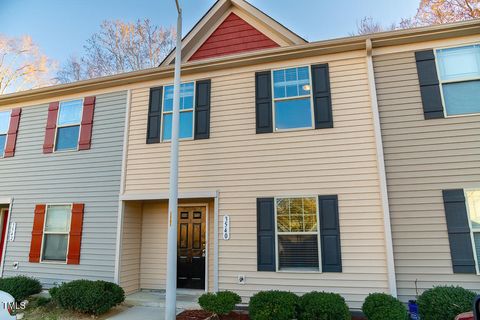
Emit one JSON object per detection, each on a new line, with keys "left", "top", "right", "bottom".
{"left": 223, "top": 215, "right": 230, "bottom": 240}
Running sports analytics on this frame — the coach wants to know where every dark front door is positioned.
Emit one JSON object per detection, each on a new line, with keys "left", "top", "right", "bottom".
{"left": 177, "top": 206, "right": 206, "bottom": 289}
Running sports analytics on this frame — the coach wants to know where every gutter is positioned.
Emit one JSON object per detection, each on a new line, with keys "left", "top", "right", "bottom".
{"left": 365, "top": 39, "right": 398, "bottom": 297}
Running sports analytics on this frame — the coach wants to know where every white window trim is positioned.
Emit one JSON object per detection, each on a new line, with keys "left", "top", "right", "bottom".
{"left": 160, "top": 81, "right": 196, "bottom": 142}
{"left": 464, "top": 189, "right": 480, "bottom": 275}
{"left": 53, "top": 98, "right": 83, "bottom": 153}
{"left": 434, "top": 43, "right": 480, "bottom": 118}
{"left": 39, "top": 203, "right": 72, "bottom": 264}
{"left": 0, "top": 110, "right": 11, "bottom": 158}
{"left": 270, "top": 65, "right": 315, "bottom": 132}
{"left": 273, "top": 196, "right": 322, "bottom": 273}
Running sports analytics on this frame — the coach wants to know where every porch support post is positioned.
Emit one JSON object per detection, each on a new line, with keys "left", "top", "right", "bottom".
{"left": 214, "top": 191, "right": 219, "bottom": 292}
{"left": 165, "top": 2, "right": 182, "bottom": 319}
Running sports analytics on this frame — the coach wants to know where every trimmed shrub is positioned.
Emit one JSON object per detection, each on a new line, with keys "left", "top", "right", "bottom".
{"left": 362, "top": 293, "right": 408, "bottom": 320}
{"left": 0, "top": 276, "right": 41, "bottom": 301}
{"left": 50, "top": 280, "right": 125, "bottom": 315}
{"left": 298, "top": 291, "right": 350, "bottom": 320}
{"left": 198, "top": 291, "right": 241, "bottom": 316}
{"left": 249, "top": 290, "right": 299, "bottom": 320}
{"left": 418, "top": 286, "right": 476, "bottom": 320}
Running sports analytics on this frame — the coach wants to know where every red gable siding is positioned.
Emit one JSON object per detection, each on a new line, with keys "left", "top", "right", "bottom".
{"left": 189, "top": 12, "right": 279, "bottom": 61}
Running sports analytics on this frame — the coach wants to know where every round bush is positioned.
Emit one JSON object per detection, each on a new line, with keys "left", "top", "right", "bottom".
{"left": 249, "top": 290, "right": 299, "bottom": 320}
{"left": 298, "top": 291, "right": 350, "bottom": 320}
{"left": 50, "top": 280, "right": 125, "bottom": 315}
{"left": 198, "top": 291, "right": 241, "bottom": 315}
{"left": 418, "top": 286, "right": 476, "bottom": 320}
{"left": 0, "top": 276, "right": 41, "bottom": 301}
{"left": 362, "top": 293, "right": 407, "bottom": 320}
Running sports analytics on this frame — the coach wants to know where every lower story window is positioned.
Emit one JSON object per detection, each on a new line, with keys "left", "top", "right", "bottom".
{"left": 276, "top": 197, "right": 320, "bottom": 271}
{"left": 42, "top": 205, "right": 71, "bottom": 262}
{"left": 466, "top": 190, "right": 480, "bottom": 271}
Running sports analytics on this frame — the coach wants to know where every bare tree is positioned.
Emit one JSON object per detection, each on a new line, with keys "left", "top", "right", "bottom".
{"left": 0, "top": 34, "right": 56, "bottom": 94}
{"left": 56, "top": 19, "right": 176, "bottom": 83}
{"left": 415, "top": 0, "right": 480, "bottom": 25}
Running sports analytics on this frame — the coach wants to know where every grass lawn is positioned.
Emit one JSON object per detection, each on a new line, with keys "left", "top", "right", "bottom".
{"left": 19, "top": 297, "right": 129, "bottom": 320}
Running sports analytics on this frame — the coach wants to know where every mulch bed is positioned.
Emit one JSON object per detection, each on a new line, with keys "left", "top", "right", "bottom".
{"left": 177, "top": 310, "right": 249, "bottom": 320}
{"left": 177, "top": 310, "right": 366, "bottom": 320}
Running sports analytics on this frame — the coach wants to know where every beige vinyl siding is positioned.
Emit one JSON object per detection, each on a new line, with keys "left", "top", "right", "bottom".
{"left": 124, "top": 51, "right": 388, "bottom": 309}
{"left": 373, "top": 49, "right": 480, "bottom": 302}
{"left": 120, "top": 201, "right": 143, "bottom": 295}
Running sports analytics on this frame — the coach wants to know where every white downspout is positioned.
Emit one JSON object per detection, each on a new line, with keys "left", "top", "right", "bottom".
{"left": 365, "top": 39, "right": 398, "bottom": 297}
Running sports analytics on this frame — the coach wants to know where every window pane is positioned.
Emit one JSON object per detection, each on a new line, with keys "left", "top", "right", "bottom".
{"left": 443, "top": 80, "right": 480, "bottom": 116}
{"left": 467, "top": 190, "right": 480, "bottom": 229}
{"left": 164, "top": 83, "right": 194, "bottom": 112}
{"left": 162, "top": 112, "right": 194, "bottom": 140}
{"left": 179, "top": 111, "right": 193, "bottom": 138}
{"left": 42, "top": 234, "right": 68, "bottom": 261}
{"left": 181, "top": 82, "right": 194, "bottom": 110}
{"left": 55, "top": 126, "right": 80, "bottom": 151}
{"left": 285, "top": 68, "right": 299, "bottom": 97}
{"left": 0, "top": 135, "right": 6, "bottom": 156}
{"left": 0, "top": 112, "right": 10, "bottom": 134}
{"left": 58, "top": 100, "right": 83, "bottom": 125}
{"left": 164, "top": 86, "right": 174, "bottom": 112}
{"left": 45, "top": 205, "right": 71, "bottom": 232}
{"left": 278, "top": 235, "right": 319, "bottom": 270}
{"left": 437, "top": 45, "right": 480, "bottom": 81}
{"left": 275, "top": 98, "right": 312, "bottom": 130}
{"left": 273, "top": 70, "right": 286, "bottom": 98}
{"left": 276, "top": 197, "right": 318, "bottom": 233}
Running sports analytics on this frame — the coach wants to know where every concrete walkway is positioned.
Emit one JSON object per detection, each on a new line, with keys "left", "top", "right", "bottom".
{"left": 107, "top": 289, "right": 202, "bottom": 320}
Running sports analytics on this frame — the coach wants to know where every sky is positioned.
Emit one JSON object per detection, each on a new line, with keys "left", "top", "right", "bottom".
{"left": 0, "top": 0, "right": 419, "bottom": 67}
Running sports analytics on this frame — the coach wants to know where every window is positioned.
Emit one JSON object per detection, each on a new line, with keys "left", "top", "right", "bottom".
{"left": 162, "top": 82, "right": 194, "bottom": 141}
{"left": 272, "top": 67, "right": 313, "bottom": 130}
{"left": 55, "top": 99, "right": 83, "bottom": 151}
{"left": 436, "top": 44, "right": 480, "bottom": 116}
{"left": 41, "top": 205, "right": 71, "bottom": 262}
{"left": 275, "top": 197, "right": 320, "bottom": 271}
{"left": 0, "top": 111, "right": 10, "bottom": 157}
{"left": 466, "top": 190, "right": 480, "bottom": 273}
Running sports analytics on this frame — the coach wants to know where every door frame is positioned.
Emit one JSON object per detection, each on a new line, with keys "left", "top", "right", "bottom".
{"left": 177, "top": 202, "right": 209, "bottom": 292}
{"left": 0, "top": 197, "right": 13, "bottom": 278}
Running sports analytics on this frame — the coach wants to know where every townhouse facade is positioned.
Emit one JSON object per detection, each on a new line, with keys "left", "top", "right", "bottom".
{"left": 0, "top": 0, "right": 478, "bottom": 311}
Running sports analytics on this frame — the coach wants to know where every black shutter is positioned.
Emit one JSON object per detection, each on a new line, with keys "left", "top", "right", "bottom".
{"left": 195, "top": 80, "right": 211, "bottom": 140}
{"left": 255, "top": 71, "right": 273, "bottom": 134}
{"left": 146, "top": 86, "right": 163, "bottom": 144}
{"left": 415, "top": 50, "right": 445, "bottom": 119}
{"left": 257, "top": 198, "right": 276, "bottom": 271}
{"left": 319, "top": 195, "right": 342, "bottom": 272}
{"left": 442, "top": 189, "right": 476, "bottom": 273}
{"left": 311, "top": 64, "right": 333, "bottom": 129}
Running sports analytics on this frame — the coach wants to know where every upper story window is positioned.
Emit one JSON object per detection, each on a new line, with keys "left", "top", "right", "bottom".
{"left": 272, "top": 66, "right": 313, "bottom": 131}
{"left": 466, "top": 190, "right": 480, "bottom": 273}
{"left": 56, "top": 99, "right": 83, "bottom": 151}
{"left": 0, "top": 111, "right": 10, "bottom": 157}
{"left": 41, "top": 205, "right": 71, "bottom": 262}
{"left": 436, "top": 44, "right": 480, "bottom": 116}
{"left": 276, "top": 196, "right": 320, "bottom": 271}
{"left": 162, "top": 82, "right": 195, "bottom": 141}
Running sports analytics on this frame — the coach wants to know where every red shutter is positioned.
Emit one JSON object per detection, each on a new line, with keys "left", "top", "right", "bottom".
{"left": 78, "top": 96, "right": 95, "bottom": 150}
{"left": 67, "top": 203, "right": 84, "bottom": 264}
{"left": 4, "top": 108, "right": 22, "bottom": 158}
{"left": 43, "top": 102, "right": 59, "bottom": 154}
{"left": 29, "top": 204, "right": 46, "bottom": 263}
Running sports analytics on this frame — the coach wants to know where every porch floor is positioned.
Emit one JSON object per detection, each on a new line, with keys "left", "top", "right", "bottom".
{"left": 124, "top": 289, "right": 202, "bottom": 310}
